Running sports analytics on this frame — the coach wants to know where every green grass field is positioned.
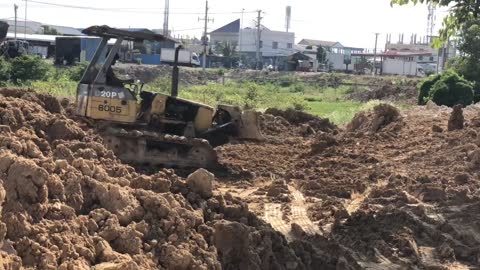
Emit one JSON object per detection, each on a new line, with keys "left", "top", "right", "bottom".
{"left": 3, "top": 63, "right": 391, "bottom": 126}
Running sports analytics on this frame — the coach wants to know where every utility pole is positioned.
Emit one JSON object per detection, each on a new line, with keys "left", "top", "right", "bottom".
{"left": 24, "top": 0, "right": 27, "bottom": 40}
{"left": 163, "top": 0, "right": 169, "bottom": 37}
{"left": 256, "top": 10, "right": 262, "bottom": 70}
{"left": 373, "top": 33, "right": 380, "bottom": 76}
{"left": 239, "top": 8, "right": 245, "bottom": 63}
{"left": 14, "top": 4, "right": 18, "bottom": 40}
{"left": 199, "top": 0, "right": 213, "bottom": 74}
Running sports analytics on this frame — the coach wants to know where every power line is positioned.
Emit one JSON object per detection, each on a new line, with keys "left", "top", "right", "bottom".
{"left": 23, "top": 0, "right": 257, "bottom": 15}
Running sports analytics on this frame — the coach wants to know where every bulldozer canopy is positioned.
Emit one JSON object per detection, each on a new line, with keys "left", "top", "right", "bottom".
{"left": 0, "top": 21, "right": 9, "bottom": 43}
{"left": 82, "top": 25, "right": 172, "bottom": 42}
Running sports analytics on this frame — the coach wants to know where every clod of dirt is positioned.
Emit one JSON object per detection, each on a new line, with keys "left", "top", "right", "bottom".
{"left": 448, "top": 104, "right": 464, "bottom": 131}
{"left": 257, "top": 180, "right": 291, "bottom": 202}
{"left": 310, "top": 132, "right": 337, "bottom": 154}
{"left": 426, "top": 100, "right": 440, "bottom": 110}
{"left": 186, "top": 168, "right": 214, "bottom": 198}
{"left": 347, "top": 104, "right": 402, "bottom": 133}
{"left": 432, "top": 125, "right": 444, "bottom": 133}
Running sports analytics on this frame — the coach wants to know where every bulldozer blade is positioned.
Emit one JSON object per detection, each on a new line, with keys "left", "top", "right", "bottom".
{"left": 237, "top": 110, "right": 265, "bottom": 141}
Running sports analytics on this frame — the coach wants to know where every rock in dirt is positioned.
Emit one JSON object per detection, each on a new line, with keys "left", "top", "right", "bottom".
{"left": 448, "top": 104, "right": 464, "bottom": 131}
{"left": 187, "top": 168, "right": 214, "bottom": 198}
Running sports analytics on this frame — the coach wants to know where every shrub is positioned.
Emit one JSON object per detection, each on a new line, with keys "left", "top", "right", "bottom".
{"left": 447, "top": 57, "right": 480, "bottom": 103}
{"left": 278, "top": 75, "right": 297, "bottom": 87}
{"left": 428, "top": 71, "right": 474, "bottom": 107}
{"left": 290, "top": 83, "right": 305, "bottom": 93}
{"left": 0, "top": 56, "right": 11, "bottom": 84}
{"left": 244, "top": 82, "right": 259, "bottom": 109}
{"left": 10, "top": 55, "right": 51, "bottom": 84}
{"left": 418, "top": 73, "right": 441, "bottom": 105}
{"left": 68, "top": 62, "right": 89, "bottom": 81}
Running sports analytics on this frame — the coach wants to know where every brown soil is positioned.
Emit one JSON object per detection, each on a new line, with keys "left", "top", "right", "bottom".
{"left": 3, "top": 88, "right": 480, "bottom": 270}
{"left": 347, "top": 79, "right": 419, "bottom": 104}
{"left": 0, "top": 89, "right": 337, "bottom": 270}
{"left": 218, "top": 103, "right": 480, "bottom": 269}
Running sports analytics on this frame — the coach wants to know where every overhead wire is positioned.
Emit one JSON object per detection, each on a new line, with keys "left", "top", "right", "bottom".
{"left": 23, "top": 0, "right": 257, "bottom": 15}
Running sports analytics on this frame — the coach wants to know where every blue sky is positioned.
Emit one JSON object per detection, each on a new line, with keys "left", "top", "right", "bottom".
{"left": 0, "top": 0, "right": 448, "bottom": 49}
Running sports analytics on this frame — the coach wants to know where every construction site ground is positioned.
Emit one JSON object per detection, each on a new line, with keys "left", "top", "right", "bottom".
{"left": 0, "top": 87, "right": 480, "bottom": 269}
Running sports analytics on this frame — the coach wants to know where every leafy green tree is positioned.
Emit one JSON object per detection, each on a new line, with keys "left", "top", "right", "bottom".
{"left": 447, "top": 56, "right": 480, "bottom": 102}
{"left": 215, "top": 42, "right": 238, "bottom": 68}
{"left": 316, "top": 46, "right": 327, "bottom": 64}
{"left": 10, "top": 54, "right": 51, "bottom": 84}
{"left": 391, "top": 0, "right": 480, "bottom": 43}
{"left": 458, "top": 21, "right": 480, "bottom": 60}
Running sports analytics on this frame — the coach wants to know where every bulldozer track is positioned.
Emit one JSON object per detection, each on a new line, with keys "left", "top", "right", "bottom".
{"left": 103, "top": 128, "right": 211, "bottom": 147}
{"left": 289, "top": 186, "right": 322, "bottom": 236}
{"left": 101, "top": 127, "right": 218, "bottom": 168}
{"left": 263, "top": 185, "right": 320, "bottom": 241}
{"left": 264, "top": 203, "right": 293, "bottom": 240}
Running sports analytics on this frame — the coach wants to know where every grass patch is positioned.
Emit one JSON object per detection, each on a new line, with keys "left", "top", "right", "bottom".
{"left": 1, "top": 62, "right": 410, "bottom": 126}
{"left": 306, "top": 100, "right": 387, "bottom": 125}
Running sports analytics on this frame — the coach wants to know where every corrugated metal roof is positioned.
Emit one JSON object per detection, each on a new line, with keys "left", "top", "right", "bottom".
{"left": 211, "top": 19, "right": 240, "bottom": 33}
{"left": 299, "top": 39, "right": 341, "bottom": 48}
{"left": 6, "top": 32, "right": 57, "bottom": 43}
{"left": 3, "top": 19, "right": 83, "bottom": 36}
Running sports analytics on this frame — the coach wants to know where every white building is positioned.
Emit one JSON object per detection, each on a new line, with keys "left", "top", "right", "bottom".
{"left": 210, "top": 19, "right": 295, "bottom": 66}
{"left": 296, "top": 39, "right": 364, "bottom": 71}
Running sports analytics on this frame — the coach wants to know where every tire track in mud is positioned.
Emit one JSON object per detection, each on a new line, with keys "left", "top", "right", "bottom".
{"left": 289, "top": 186, "right": 322, "bottom": 236}
{"left": 263, "top": 185, "right": 320, "bottom": 241}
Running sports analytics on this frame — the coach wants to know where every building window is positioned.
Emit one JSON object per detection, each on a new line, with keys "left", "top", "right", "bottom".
{"left": 259, "top": 41, "right": 263, "bottom": 48}
{"left": 287, "top": 43, "right": 293, "bottom": 49}
{"left": 419, "top": 56, "right": 424, "bottom": 61}
{"left": 429, "top": 56, "right": 434, "bottom": 61}
{"left": 272, "top": 41, "right": 278, "bottom": 49}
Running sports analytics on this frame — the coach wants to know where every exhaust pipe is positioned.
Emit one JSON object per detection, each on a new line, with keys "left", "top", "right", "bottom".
{"left": 171, "top": 45, "right": 183, "bottom": 97}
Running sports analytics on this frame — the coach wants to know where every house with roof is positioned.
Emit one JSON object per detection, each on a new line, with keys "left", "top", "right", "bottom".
{"left": 210, "top": 19, "right": 295, "bottom": 68}
{"left": 296, "top": 38, "right": 365, "bottom": 71}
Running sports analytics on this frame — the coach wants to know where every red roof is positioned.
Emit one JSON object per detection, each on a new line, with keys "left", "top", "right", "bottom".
{"left": 352, "top": 51, "right": 432, "bottom": 57}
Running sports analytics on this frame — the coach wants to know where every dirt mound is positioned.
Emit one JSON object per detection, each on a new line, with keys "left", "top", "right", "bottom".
{"left": 347, "top": 104, "right": 403, "bottom": 133}
{"left": 264, "top": 108, "right": 336, "bottom": 133}
{"left": 115, "top": 64, "right": 221, "bottom": 85}
{"left": 218, "top": 101, "right": 480, "bottom": 268}
{"left": 0, "top": 89, "right": 331, "bottom": 270}
{"left": 347, "top": 80, "right": 419, "bottom": 104}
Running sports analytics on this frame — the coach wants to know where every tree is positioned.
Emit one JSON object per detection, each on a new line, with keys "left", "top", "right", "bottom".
{"left": 316, "top": 46, "right": 327, "bottom": 64}
{"left": 458, "top": 20, "right": 480, "bottom": 60}
{"left": 391, "top": 0, "right": 480, "bottom": 43}
{"left": 41, "top": 25, "right": 60, "bottom": 35}
{"left": 214, "top": 42, "right": 238, "bottom": 68}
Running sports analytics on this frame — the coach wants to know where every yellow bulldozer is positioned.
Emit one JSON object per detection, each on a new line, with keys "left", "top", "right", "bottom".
{"left": 76, "top": 25, "right": 263, "bottom": 169}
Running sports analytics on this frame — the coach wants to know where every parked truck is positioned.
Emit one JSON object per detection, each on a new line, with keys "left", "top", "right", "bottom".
{"left": 161, "top": 48, "right": 200, "bottom": 67}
